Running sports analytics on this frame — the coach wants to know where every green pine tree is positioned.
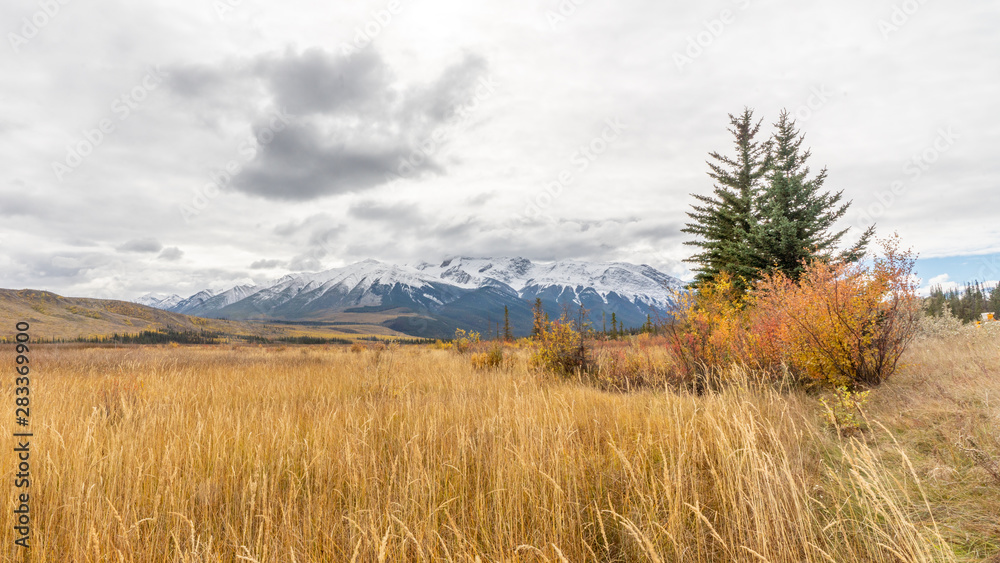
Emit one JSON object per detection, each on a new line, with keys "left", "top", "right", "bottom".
{"left": 531, "top": 298, "right": 545, "bottom": 338}
{"left": 748, "top": 110, "right": 873, "bottom": 280}
{"left": 503, "top": 305, "right": 513, "bottom": 341}
{"left": 683, "top": 108, "right": 772, "bottom": 292}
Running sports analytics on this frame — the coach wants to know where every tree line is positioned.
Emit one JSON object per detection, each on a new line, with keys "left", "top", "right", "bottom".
{"left": 925, "top": 282, "right": 1000, "bottom": 322}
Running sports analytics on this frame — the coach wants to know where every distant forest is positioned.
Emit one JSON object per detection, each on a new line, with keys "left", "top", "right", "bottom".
{"left": 925, "top": 282, "right": 1000, "bottom": 323}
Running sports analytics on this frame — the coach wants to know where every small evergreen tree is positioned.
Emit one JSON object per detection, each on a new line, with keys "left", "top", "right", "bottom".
{"left": 531, "top": 298, "right": 545, "bottom": 338}
{"left": 503, "top": 305, "right": 513, "bottom": 341}
{"left": 683, "top": 108, "right": 771, "bottom": 292}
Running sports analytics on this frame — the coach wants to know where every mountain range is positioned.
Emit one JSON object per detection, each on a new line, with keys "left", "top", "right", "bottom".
{"left": 136, "top": 257, "right": 687, "bottom": 339}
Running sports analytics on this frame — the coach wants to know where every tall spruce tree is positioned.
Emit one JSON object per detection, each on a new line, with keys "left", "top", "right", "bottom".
{"left": 682, "top": 108, "right": 771, "bottom": 291}
{"left": 748, "top": 110, "right": 873, "bottom": 280}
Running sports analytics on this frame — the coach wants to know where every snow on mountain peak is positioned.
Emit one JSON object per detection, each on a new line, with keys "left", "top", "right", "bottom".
{"left": 142, "top": 256, "right": 686, "bottom": 322}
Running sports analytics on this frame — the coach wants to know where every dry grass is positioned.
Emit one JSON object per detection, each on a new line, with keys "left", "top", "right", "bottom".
{"left": 868, "top": 328, "right": 1000, "bottom": 560}
{"left": 0, "top": 336, "right": 990, "bottom": 561}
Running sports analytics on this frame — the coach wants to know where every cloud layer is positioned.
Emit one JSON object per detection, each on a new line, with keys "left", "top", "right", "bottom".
{"left": 166, "top": 48, "right": 488, "bottom": 201}
{"left": 0, "top": 0, "right": 997, "bottom": 299}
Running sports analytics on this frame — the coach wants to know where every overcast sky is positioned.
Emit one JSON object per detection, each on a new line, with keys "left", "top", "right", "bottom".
{"left": 1, "top": 0, "right": 998, "bottom": 299}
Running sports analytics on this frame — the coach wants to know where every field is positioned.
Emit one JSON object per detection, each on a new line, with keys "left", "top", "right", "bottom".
{"left": 0, "top": 333, "right": 997, "bottom": 562}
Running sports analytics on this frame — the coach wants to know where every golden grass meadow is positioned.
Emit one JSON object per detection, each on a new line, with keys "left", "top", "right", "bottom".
{"left": 0, "top": 329, "right": 997, "bottom": 562}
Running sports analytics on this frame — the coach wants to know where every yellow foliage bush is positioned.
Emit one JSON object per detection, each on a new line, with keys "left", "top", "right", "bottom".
{"left": 530, "top": 312, "right": 590, "bottom": 376}
{"left": 452, "top": 329, "right": 480, "bottom": 354}
{"left": 471, "top": 344, "right": 506, "bottom": 370}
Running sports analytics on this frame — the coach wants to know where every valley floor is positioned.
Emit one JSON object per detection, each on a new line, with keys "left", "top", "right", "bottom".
{"left": 0, "top": 335, "right": 997, "bottom": 561}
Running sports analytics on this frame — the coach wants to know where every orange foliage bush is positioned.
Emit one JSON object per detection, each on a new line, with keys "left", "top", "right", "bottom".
{"left": 661, "top": 273, "right": 772, "bottom": 386}
{"left": 752, "top": 236, "right": 920, "bottom": 387}
{"left": 663, "top": 236, "right": 920, "bottom": 389}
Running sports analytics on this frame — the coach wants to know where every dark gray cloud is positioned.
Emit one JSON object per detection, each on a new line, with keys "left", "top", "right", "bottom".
{"left": 256, "top": 48, "right": 391, "bottom": 116}
{"left": 20, "top": 252, "right": 115, "bottom": 280}
{"left": 158, "top": 247, "right": 183, "bottom": 260}
{"left": 117, "top": 238, "right": 163, "bottom": 253}
{"left": 274, "top": 213, "right": 337, "bottom": 237}
{"left": 401, "top": 53, "right": 489, "bottom": 123}
{"left": 233, "top": 120, "right": 431, "bottom": 200}
{"left": 348, "top": 200, "right": 423, "bottom": 224}
{"left": 166, "top": 48, "right": 488, "bottom": 201}
{"left": 288, "top": 254, "right": 323, "bottom": 271}
{"left": 0, "top": 193, "right": 48, "bottom": 217}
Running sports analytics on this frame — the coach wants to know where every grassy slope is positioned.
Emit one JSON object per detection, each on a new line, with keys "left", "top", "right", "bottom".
{"left": 869, "top": 330, "right": 1000, "bottom": 560}
{"left": 1, "top": 334, "right": 996, "bottom": 560}
{"left": 0, "top": 289, "right": 408, "bottom": 341}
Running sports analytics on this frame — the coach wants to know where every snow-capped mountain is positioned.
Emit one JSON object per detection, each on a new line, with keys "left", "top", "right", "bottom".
{"left": 413, "top": 257, "right": 684, "bottom": 310}
{"left": 134, "top": 293, "right": 184, "bottom": 309}
{"left": 170, "top": 278, "right": 258, "bottom": 315}
{"left": 144, "top": 258, "right": 686, "bottom": 338}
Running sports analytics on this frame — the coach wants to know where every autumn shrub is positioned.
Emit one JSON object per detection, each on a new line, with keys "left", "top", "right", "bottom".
{"left": 661, "top": 273, "right": 779, "bottom": 389}
{"left": 820, "top": 386, "right": 871, "bottom": 437}
{"left": 471, "top": 343, "right": 507, "bottom": 370}
{"left": 751, "top": 236, "right": 921, "bottom": 388}
{"left": 531, "top": 311, "right": 590, "bottom": 376}
{"left": 916, "top": 303, "right": 965, "bottom": 338}
{"left": 452, "top": 328, "right": 480, "bottom": 354}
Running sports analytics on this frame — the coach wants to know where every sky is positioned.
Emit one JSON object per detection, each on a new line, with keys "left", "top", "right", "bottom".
{"left": 1, "top": 0, "right": 998, "bottom": 300}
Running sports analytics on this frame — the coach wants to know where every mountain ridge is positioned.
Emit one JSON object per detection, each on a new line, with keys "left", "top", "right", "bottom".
{"left": 136, "top": 257, "right": 687, "bottom": 338}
